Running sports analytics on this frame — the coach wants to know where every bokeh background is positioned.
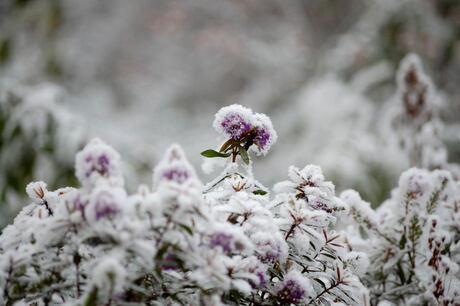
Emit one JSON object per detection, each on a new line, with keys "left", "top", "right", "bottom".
{"left": 1, "top": 0, "right": 459, "bottom": 227}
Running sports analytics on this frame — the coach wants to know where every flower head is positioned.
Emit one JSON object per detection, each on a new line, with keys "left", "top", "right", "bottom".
{"left": 277, "top": 270, "right": 311, "bottom": 303}
{"left": 153, "top": 144, "right": 198, "bottom": 189}
{"left": 85, "top": 186, "right": 126, "bottom": 223}
{"left": 213, "top": 104, "right": 255, "bottom": 140}
{"left": 75, "top": 138, "right": 124, "bottom": 189}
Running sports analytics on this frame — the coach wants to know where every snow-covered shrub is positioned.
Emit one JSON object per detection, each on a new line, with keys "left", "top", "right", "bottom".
{"left": 0, "top": 105, "right": 368, "bottom": 305}
{"left": 342, "top": 168, "right": 460, "bottom": 305}
{"left": 0, "top": 81, "right": 86, "bottom": 227}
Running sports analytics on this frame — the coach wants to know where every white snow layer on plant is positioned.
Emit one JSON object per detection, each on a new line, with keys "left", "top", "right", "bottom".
{"left": 0, "top": 103, "right": 459, "bottom": 305}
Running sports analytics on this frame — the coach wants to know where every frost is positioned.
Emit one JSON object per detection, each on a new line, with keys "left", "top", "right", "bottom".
{"left": 213, "top": 104, "right": 255, "bottom": 140}
{"left": 277, "top": 270, "right": 312, "bottom": 303}
{"left": 25, "top": 181, "right": 48, "bottom": 204}
{"left": 152, "top": 144, "right": 198, "bottom": 190}
{"left": 1, "top": 105, "right": 458, "bottom": 305}
{"left": 75, "top": 138, "right": 124, "bottom": 189}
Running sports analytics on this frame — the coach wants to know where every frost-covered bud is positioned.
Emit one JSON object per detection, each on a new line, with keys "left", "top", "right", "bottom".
{"left": 399, "top": 168, "right": 431, "bottom": 199}
{"left": 237, "top": 256, "right": 267, "bottom": 289}
{"left": 209, "top": 225, "right": 253, "bottom": 254}
{"left": 277, "top": 270, "right": 312, "bottom": 303}
{"left": 25, "top": 181, "right": 48, "bottom": 204}
{"left": 250, "top": 113, "right": 277, "bottom": 155}
{"left": 251, "top": 231, "right": 287, "bottom": 263}
{"left": 85, "top": 186, "right": 126, "bottom": 223}
{"left": 213, "top": 104, "right": 254, "bottom": 140}
{"left": 153, "top": 144, "right": 198, "bottom": 189}
{"left": 75, "top": 138, "right": 124, "bottom": 189}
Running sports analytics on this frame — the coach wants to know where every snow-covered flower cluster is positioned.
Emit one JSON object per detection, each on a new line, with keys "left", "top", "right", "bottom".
{"left": 0, "top": 101, "right": 459, "bottom": 305}
{"left": 205, "top": 104, "right": 277, "bottom": 163}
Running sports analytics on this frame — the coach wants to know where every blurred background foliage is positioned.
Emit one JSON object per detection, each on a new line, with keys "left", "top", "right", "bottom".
{"left": 0, "top": 0, "right": 459, "bottom": 227}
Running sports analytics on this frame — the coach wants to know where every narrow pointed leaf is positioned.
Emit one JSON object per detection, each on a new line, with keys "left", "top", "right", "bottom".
{"left": 201, "top": 149, "right": 231, "bottom": 158}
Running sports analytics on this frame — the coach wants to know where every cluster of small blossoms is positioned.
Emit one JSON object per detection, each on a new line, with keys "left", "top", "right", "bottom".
{"left": 203, "top": 104, "right": 277, "bottom": 164}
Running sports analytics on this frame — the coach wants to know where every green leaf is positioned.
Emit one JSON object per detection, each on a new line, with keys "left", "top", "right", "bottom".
{"left": 155, "top": 243, "right": 170, "bottom": 260}
{"left": 178, "top": 223, "right": 193, "bottom": 235}
{"left": 253, "top": 189, "right": 267, "bottom": 195}
{"left": 84, "top": 286, "right": 99, "bottom": 306}
{"left": 238, "top": 146, "right": 249, "bottom": 164}
{"left": 201, "top": 149, "right": 231, "bottom": 158}
{"left": 399, "top": 234, "right": 407, "bottom": 249}
{"left": 321, "top": 252, "right": 336, "bottom": 260}
{"left": 313, "top": 278, "right": 327, "bottom": 290}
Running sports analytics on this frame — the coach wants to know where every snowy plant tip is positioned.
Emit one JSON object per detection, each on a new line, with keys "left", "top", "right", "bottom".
{"left": 397, "top": 53, "right": 434, "bottom": 117}
{"left": 153, "top": 144, "right": 198, "bottom": 189}
{"left": 75, "top": 138, "right": 124, "bottom": 188}
{"left": 202, "top": 104, "right": 277, "bottom": 164}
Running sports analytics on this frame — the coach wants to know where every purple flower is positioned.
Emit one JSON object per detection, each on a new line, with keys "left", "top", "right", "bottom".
{"left": 162, "top": 168, "right": 190, "bottom": 184}
{"left": 213, "top": 105, "right": 255, "bottom": 140}
{"left": 253, "top": 126, "right": 270, "bottom": 151}
{"left": 257, "top": 240, "right": 282, "bottom": 262}
{"left": 277, "top": 271, "right": 311, "bottom": 303}
{"left": 220, "top": 113, "right": 253, "bottom": 140}
{"left": 153, "top": 144, "right": 198, "bottom": 189}
{"left": 278, "top": 279, "right": 305, "bottom": 302}
{"left": 75, "top": 138, "right": 124, "bottom": 188}
{"left": 86, "top": 187, "right": 126, "bottom": 223}
{"left": 248, "top": 270, "right": 267, "bottom": 288}
{"left": 84, "top": 154, "right": 110, "bottom": 178}
{"left": 161, "top": 253, "right": 180, "bottom": 271}
{"left": 210, "top": 232, "right": 233, "bottom": 253}
{"left": 253, "top": 232, "right": 287, "bottom": 263}
{"left": 94, "top": 193, "right": 119, "bottom": 220}
{"left": 250, "top": 113, "right": 277, "bottom": 155}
